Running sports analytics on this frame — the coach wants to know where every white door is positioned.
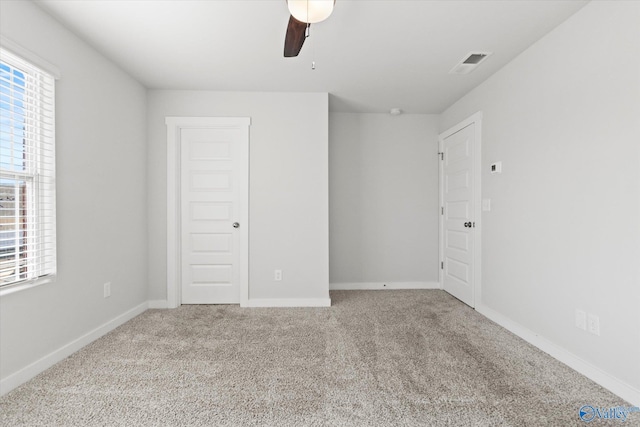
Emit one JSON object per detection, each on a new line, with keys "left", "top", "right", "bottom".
{"left": 441, "top": 122, "right": 477, "bottom": 307}
{"left": 180, "top": 127, "right": 247, "bottom": 304}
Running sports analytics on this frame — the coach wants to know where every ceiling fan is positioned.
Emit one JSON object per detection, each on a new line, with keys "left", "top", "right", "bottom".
{"left": 284, "top": 0, "right": 335, "bottom": 57}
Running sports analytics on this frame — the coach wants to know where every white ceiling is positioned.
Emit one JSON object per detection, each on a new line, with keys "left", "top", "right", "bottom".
{"left": 35, "top": 0, "right": 588, "bottom": 113}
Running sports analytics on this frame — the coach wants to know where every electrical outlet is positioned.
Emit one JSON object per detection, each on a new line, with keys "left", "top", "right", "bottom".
{"left": 575, "top": 309, "right": 586, "bottom": 330}
{"left": 587, "top": 314, "right": 600, "bottom": 336}
{"left": 274, "top": 270, "right": 282, "bottom": 281}
{"left": 104, "top": 282, "right": 111, "bottom": 298}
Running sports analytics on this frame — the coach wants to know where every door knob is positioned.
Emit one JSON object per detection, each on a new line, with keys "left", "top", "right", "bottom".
{"left": 232, "top": 222, "right": 240, "bottom": 228}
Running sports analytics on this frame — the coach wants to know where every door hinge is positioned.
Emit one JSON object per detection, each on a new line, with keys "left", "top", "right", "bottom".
{"left": 438, "top": 152, "right": 444, "bottom": 161}
{"left": 441, "top": 261, "right": 444, "bottom": 270}
{"left": 441, "top": 207, "right": 444, "bottom": 215}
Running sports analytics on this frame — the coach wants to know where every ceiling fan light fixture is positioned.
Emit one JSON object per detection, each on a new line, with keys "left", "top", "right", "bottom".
{"left": 287, "top": 0, "right": 334, "bottom": 24}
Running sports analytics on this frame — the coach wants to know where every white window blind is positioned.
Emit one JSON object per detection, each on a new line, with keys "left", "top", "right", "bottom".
{"left": 0, "top": 47, "right": 56, "bottom": 287}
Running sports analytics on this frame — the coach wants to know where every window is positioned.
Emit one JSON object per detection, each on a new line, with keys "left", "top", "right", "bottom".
{"left": 0, "top": 47, "right": 56, "bottom": 289}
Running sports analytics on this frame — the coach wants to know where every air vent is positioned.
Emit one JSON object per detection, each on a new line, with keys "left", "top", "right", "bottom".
{"left": 449, "top": 52, "right": 492, "bottom": 75}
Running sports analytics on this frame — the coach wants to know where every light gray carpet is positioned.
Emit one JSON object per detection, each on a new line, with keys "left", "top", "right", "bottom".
{"left": 0, "top": 290, "right": 628, "bottom": 426}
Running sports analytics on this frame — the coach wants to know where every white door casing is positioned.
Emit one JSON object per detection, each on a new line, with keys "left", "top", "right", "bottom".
{"left": 439, "top": 112, "right": 482, "bottom": 308}
{"left": 167, "top": 117, "right": 250, "bottom": 308}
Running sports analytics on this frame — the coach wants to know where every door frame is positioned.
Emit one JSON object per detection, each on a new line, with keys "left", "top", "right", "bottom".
{"left": 166, "top": 117, "right": 250, "bottom": 308}
{"left": 438, "top": 112, "right": 482, "bottom": 308}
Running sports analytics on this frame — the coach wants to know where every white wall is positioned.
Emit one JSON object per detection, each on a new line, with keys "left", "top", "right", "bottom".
{"left": 329, "top": 113, "right": 439, "bottom": 287}
{"left": 0, "top": 0, "right": 147, "bottom": 383}
{"left": 441, "top": 0, "right": 640, "bottom": 397}
{"left": 147, "top": 91, "right": 329, "bottom": 302}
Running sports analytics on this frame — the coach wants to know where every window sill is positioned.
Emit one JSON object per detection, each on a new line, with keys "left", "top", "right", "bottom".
{"left": 0, "top": 276, "right": 56, "bottom": 297}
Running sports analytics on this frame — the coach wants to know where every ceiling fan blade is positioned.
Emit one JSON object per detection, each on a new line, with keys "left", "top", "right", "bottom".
{"left": 284, "top": 15, "right": 307, "bottom": 57}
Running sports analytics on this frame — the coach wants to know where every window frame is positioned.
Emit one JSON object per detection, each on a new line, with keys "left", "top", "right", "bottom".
{"left": 0, "top": 39, "right": 58, "bottom": 296}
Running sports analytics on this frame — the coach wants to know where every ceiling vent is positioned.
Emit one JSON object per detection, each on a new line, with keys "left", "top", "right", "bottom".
{"left": 449, "top": 52, "right": 492, "bottom": 75}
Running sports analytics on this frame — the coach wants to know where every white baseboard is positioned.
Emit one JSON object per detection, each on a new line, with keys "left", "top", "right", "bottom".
{"left": 243, "top": 298, "right": 331, "bottom": 308}
{"left": 148, "top": 299, "right": 169, "bottom": 309}
{"left": 0, "top": 301, "right": 148, "bottom": 396}
{"left": 330, "top": 281, "right": 440, "bottom": 291}
{"left": 476, "top": 303, "right": 640, "bottom": 407}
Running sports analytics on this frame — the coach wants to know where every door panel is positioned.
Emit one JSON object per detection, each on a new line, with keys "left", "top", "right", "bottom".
{"left": 442, "top": 123, "right": 475, "bottom": 307}
{"left": 180, "top": 128, "right": 245, "bottom": 304}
